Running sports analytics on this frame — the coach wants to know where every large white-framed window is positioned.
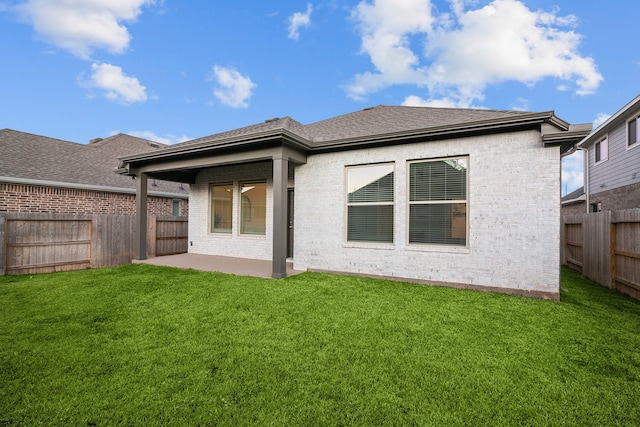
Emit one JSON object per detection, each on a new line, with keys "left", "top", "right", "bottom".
{"left": 595, "top": 136, "right": 608, "bottom": 164}
{"left": 408, "top": 157, "right": 468, "bottom": 247}
{"left": 628, "top": 114, "right": 640, "bottom": 149}
{"left": 210, "top": 183, "right": 233, "bottom": 233}
{"left": 240, "top": 182, "right": 267, "bottom": 235}
{"left": 346, "top": 163, "right": 394, "bottom": 243}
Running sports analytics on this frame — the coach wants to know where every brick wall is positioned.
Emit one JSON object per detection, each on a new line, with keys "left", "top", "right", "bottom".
{"left": 562, "top": 200, "right": 587, "bottom": 216}
{"left": 0, "top": 183, "right": 188, "bottom": 216}
{"left": 186, "top": 130, "right": 561, "bottom": 297}
{"left": 589, "top": 182, "right": 640, "bottom": 212}
{"left": 293, "top": 129, "right": 560, "bottom": 297}
{"left": 189, "top": 162, "right": 274, "bottom": 261}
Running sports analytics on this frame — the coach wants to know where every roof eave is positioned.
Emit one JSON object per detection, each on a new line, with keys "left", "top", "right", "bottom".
{"left": 561, "top": 194, "right": 586, "bottom": 205}
{"left": 118, "top": 129, "right": 313, "bottom": 169}
{"left": 578, "top": 93, "right": 640, "bottom": 148}
{"left": 543, "top": 129, "right": 592, "bottom": 155}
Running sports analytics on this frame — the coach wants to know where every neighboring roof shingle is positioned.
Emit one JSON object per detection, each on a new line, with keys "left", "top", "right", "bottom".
{"left": 0, "top": 129, "right": 188, "bottom": 196}
{"left": 561, "top": 186, "right": 585, "bottom": 204}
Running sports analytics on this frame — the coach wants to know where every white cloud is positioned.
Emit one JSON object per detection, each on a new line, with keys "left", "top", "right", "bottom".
{"left": 561, "top": 150, "right": 584, "bottom": 196}
{"left": 593, "top": 112, "right": 611, "bottom": 129}
{"left": 80, "top": 63, "right": 147, "bottom": 104}
{"left": 509, "top": 97, "right": 529, "bottom": 111}
{"left": 402, "top": 94, "right": 459, "bottom": 108}
{"left": 348, "top": 0, "right": 603, "bottom": 106}
{"left": 13, "top": 0, "right": 153, "bottom": 59}
{"left": 288, "top": 3, "right": 313, "bottom": 40}
{"left": 211, "top": 65, "right": 256, "bottom": 109}
{"left": 126, "top": 130, "right": 190, "bottom": 145}
{"left": 348, "top": 0, "right": 434, "bottom": 100}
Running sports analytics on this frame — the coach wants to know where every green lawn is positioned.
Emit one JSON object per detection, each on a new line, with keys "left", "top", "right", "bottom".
{"left": 1, "top": 265, "right": 639, "bottom": 426}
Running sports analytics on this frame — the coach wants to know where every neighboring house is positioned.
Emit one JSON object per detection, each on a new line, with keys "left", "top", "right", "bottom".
{"left": 118, "top": 106, "right": 589, "bottom": 299}
{"left": 0, "top": 129, "right": 188, "bottom": 215}
{"left": 577, "top": 93, "right": 640, "bottom": 212}
{"left": 561, "top": 186, "right": 586, "bottom": 216}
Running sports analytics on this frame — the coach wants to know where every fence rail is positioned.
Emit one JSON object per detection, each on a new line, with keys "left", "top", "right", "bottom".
{"left": 0, "top": 213, "right": 187, "bottom": 275}
{"left": 562, "top": 208, "right": 640, "bottom": 300}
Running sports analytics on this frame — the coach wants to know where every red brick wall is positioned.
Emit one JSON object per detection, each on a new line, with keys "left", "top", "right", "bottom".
{"left": 561, "top": 201, "right": 587, "bottom": 216}
{"left": 0, "top": 183, "right": 188, "bottom": 216}
{"left": 590, "top": 182, "right": 640, "bottom": 212}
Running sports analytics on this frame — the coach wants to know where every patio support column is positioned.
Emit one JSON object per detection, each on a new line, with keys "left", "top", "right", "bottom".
{"left": 134, "top": 172, "right": 148, "bottom": 260}
{"left": 272, "top": 155, "right": 288, "bottom": 278}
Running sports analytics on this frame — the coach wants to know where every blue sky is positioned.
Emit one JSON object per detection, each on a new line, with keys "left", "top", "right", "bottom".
{"left": 1, "top": 0, "right": 639, "bottom": 195}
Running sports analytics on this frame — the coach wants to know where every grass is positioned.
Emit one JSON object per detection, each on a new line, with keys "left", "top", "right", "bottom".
{"left": 1, "top": 265, "right": 639, "bottom": 426}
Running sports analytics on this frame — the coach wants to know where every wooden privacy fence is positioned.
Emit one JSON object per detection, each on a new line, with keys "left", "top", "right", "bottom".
{"left": 0, "top": 213, "right": 188, "bottom": 276}
{"left": 148, "top": 216, "right": 189, "bottom": 257}
{"left": 562, "top": 208, "right": 640, "bottom": 300}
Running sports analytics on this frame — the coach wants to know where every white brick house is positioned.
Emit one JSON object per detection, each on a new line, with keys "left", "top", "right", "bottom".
{"left": 118, "top": 106, "right": 589, "bottom": 299}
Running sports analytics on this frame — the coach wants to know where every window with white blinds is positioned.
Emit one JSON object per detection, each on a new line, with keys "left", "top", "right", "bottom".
{"left": 346, "top": 163, "right": 394, "bottom": 243}
{"left": 408, "top": 157, "right": 468, "bottom": 246}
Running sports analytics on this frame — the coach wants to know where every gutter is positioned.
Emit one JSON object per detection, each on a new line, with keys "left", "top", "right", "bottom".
{"left": 0, "top": 176, "right": 189, "bottom": 199}
{"left": 310, "top": 113, "right": 555, "bottom": 152}
{"left": 578, "top": 147, "right": 590, "bottom": 212}
{"left": 561, "top": 193, "right": 586, "bottom": 205}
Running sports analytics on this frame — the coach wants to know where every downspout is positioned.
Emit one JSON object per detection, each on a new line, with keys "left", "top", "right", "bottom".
{"left": 577, "top": 147, "right": 589, "bottom": 213}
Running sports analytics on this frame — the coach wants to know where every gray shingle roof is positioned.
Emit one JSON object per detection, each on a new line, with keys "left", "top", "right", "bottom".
{"left": 175, "top": 105, "right": 537, "bottom": 149}
{"left": 306, "top": 105, "right": 534, "bottom": 143}
{"left": 0, "top": 129, "right": 188, "bottom": 196}
{"left": 178, "top": 116, "right": 309, "bottom": 148}
{"left": 561, "top": 186, "right": 585, "bottom": 203}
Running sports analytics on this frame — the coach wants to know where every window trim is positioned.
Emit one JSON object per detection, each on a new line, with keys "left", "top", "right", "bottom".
{"left": 209, "top": 183, "right": 234, "bottom": 234}
{"left": 627, "top": 113, "right": 640, "bottom": 150}
{"left": 345, "top": 162, "right": 395, "bottom": 244}
{"left": 406, "top": 156, "right": 469, "bottom": 248}
{"left": 594, "top": 135, "right": 609, "bottom": 165}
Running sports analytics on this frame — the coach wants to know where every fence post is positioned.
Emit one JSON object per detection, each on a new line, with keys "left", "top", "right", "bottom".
{"left": 610, "top": 219, "right": 617, "bottom": 290}
{"left": 560, "top": 221, "right": 567, "bottom": 265}
{"left": 147, "top": 215, "right": 157, "bottom": 258}
{"left": 0, "top": 215, "right": 5, "bottom": 276}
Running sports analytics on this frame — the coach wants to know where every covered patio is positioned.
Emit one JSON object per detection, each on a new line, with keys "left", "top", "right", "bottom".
{"left": 133, "top": 253, "right": 305, "bottom": 279}
{"left": 118, "top": 126, "right": 309, "bottom": 279}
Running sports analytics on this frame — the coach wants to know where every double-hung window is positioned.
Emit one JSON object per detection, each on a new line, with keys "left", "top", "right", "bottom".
{"left": 595, "top": 136, "right": 608, "bottom": 163}
{"left": 346, "top": 163, "right": 394, "bottom": 243}
{"left": 210, "top": 184, "right": 233, "bottom": 233}
{"left": 408, "top": 157, "right": 468, "bottom": 246}
{"left": 240, "top": 182, "right": 267, "bottom": 235}
{"left": 628, "top": 114, "right": 640, "bottom": 148}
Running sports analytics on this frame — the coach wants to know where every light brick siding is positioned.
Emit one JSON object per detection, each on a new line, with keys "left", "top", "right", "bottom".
{"left": 294, "top": 130, "right": 560, "bottom": 295}
{"left": 187, "top": 130, "right": 561, "bottom": 296}
{"left": 0, "top": 183, "right": 188, "bottom": 216}
{"left": 189, "top": 162, "right": 275, "bottom": 260}
{"left": 589, "top": 182, "right": 640, "bottom": 212}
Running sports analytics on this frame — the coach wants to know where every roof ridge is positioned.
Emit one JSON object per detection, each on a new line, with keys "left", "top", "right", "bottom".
{"left": 90, "top": 133, "right": 167, "bottom": 149}
{"left": 0, "top": 128, "right": 85, "bottom": 147}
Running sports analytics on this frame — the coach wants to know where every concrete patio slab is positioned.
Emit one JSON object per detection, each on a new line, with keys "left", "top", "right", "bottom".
{"left": 132, "top": 253, "right": 305, "bottom": 279}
